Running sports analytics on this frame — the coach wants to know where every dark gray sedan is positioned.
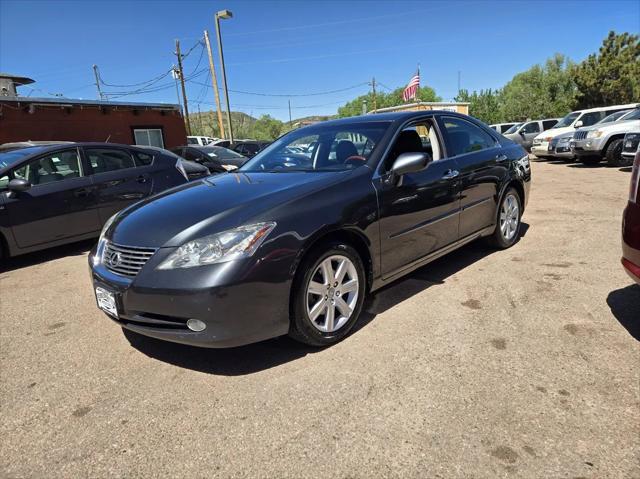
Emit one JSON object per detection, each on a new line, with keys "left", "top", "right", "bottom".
{"left": 90, "top": 111, "right": 531, "bottom": 348}
{"left": 0, "top": 143, "right": 189, "bottom": 259}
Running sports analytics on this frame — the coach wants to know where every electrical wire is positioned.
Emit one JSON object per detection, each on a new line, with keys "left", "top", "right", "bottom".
{"left": 188, "top": 80, "right": 369, "bottom": 98}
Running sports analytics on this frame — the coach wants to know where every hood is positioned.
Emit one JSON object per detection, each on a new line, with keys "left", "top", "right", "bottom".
{"left": 534, "top": 126, "right": 575, "bottom": 141}
{"left": 108, "top": 170, "right": 348, "bottom": 248}
{"left": 586, "top": 119, "right": 640, "bottom": 134}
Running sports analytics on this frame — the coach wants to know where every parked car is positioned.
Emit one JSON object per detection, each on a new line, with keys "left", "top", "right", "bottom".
{"left": 570, "top": 108, "right": 640, "bottom": 166}
{"left": 89, "top": 111, "right": 531, "bottom": 348}
{"left": 621, "top": 131, "right": 640, "bottom": 165}
{"left": 135, "top": 145, "right": 210, "bottom": 181}
{"left": 187, "top": 136, "right": 216, "bottom": 146}
{"left": 548, "top": 132, "right": 575, "bottom": 161}
{"left": 531, "top": 103, "right": 638, "bottom": 159}
{"left": 489, "top": 122, "right": 518, "bottom": 134}
{"left": 170, "top": 145, "right": 248, "bottom": 173}
{"left": 622, "top": 149, "right": 640, "bottom": 284}
{"left": 0, "top": 143, "right": 189, "bottom": 259}
{"left": 233, "top": 140, "right": 271, "bottom": 158}
{"left": 503, "top": 118, "right": 559, "bottom": 151}
{"left": 0, "top": 140, "right": 76, "bottom": 152}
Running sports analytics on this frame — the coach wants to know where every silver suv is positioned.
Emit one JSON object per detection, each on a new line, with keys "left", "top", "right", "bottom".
{"left": 502, "top": 118, "right": 559, "bottom": 151}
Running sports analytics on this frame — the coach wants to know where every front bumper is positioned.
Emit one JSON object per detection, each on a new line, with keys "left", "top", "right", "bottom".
{"left": 571, "top": 137, "right": 605, "bottom": 157}
{"left": 531, "top": 142, "right": 551, "bottom": 158}
{"left": 89, "top": 245, "right": 294, "bottom": 348}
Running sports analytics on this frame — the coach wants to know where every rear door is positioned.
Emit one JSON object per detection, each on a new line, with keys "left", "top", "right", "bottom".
{"left": 436, "top": 115, "right": 508, "bottom": 239}
{"left": 4, "top": 147, "right": 100, "bottom": 248}
{"left": 83, "top": 146, "right": 152, "bottom": 223}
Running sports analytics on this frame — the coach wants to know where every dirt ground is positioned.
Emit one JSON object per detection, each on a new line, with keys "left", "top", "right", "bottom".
{"left": 1, "top": 158, "right": 638, "bottom": 478}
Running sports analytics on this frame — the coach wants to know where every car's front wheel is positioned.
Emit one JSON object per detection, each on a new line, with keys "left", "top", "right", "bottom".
{"left": 289, "top": 242, "right": 366, "bottom": 347}
{"left": 605, "top": 139, "right": 628, "bottom": 167}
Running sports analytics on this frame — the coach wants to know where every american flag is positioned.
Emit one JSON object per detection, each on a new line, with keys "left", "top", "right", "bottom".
{"left": 402, "top": 71, "right": 420, "bottom": 102}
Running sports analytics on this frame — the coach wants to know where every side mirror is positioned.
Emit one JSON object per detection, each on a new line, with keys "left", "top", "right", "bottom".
{"left": 391, "top": 152, "right": 432, "bottom": 176}
{"left": 519, "top": 130, "right": 526, "bottom": 136}
{"left": 8, "top": 178, "right": 31, "bottom": 193}
{"left": 574, "top": 120, "right": 583, "bottom": 128}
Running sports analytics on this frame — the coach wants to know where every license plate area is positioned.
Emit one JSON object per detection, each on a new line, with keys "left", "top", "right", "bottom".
{"left": 96, "top": 287, "right": 119, "bottom": 318}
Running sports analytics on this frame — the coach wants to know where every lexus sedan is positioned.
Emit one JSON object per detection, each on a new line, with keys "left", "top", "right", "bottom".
{"left": 0, "top": 143, "right": 189, "bottom": 259}
{"left": 90, "top": 111, "right": 531, "bottom": 348}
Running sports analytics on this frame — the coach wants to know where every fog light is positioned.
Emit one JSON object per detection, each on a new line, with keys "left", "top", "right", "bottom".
{"left": 186, "top": 319, "right": 206, "bottom": 332}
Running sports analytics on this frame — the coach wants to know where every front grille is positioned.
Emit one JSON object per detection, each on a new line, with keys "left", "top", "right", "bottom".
{"left": 573, "top": 130, "right": 588, "bottom": 140}
{"left": 103, "top": 242, "right": 157, "bottom": 277}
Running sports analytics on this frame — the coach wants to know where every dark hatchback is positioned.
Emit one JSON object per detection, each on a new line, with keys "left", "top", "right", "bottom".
{"left": 0, "top": 143, "right": 189, "bottom": 259}
{"left": 622, "top": 150, "right": 640, "bottom": 283}
{"left": 90, "top": 111, "right": 531, "bottom": 348}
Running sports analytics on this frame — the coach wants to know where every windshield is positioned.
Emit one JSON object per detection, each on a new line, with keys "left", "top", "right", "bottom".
{"left": 0, "top": 147, "right": 47, "bottom": 170}
{"left": 621, "top": 109, "right": 640, "bottom": 121}
{"left": 597, "top": 110, "right": 631, "bottom": 124}
{"left": 200, "top": 146, "right": 245, "bottom": 159}
{"left": 504, "top": 123, "right": 523, "bottom": 134}
{"left": 240, "top": 121, "right": 391, "bottom": 172}
{"left": 553, "top": 112, "right": 580, "bottom": 128}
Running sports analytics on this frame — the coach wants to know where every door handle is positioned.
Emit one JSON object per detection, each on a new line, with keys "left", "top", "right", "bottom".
{"left": 495, "top": 154, "right": 508, "bottom": 162}
{"left": 136, "top": 175, "right": 147, "bottom": 184}
{"left": 74, "top": 187, "right": 91, "bottom": 198}
{"left": 442, "top": 169, "right": 459, "bottom": 180}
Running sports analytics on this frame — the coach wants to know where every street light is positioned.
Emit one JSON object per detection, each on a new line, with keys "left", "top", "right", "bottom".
{"left": 215, "top": 9, "right": 234, "bottom": 143}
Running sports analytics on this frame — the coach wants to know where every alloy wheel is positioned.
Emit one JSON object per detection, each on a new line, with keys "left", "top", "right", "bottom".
{"left": 306, "top": 255, "right": 359, "bottom": 333}
{"left": 500, "top": 194, "right": 520, "bottom": 241}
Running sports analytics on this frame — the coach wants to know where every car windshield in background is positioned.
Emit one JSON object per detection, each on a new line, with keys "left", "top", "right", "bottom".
{"left": 598, "top": 110, "right": 631, "bottom": 124}
{"left": 0, "top": 147, "right": 49, "bottom": 170}
{"left": 553, "top": 112, "right": 580, "bottom": 128}
{"left": 240, "top": 121, "right": 392, "bottom": 172}
{"left": 504, "top": 123, "right": 523, "bottom": 134}
{"left": 621, "top": 109, "right": 640, "bottom": 121}
{"left": 201, "top": 146, "right": 245, "bottom": 159}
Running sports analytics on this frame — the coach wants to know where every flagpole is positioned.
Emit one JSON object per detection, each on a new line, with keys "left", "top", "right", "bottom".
{"left": 417, "top": 62, "right": 421, "bottom": 102}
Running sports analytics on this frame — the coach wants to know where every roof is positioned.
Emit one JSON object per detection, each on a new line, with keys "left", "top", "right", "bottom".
{"left": 0, "top": 73, "right": 35, "bottom": 85}
{"left": 0, "top": 96, "right": 180, "bottom": 110}
{"left": 299, "top": 110, "right": 471, "bottom": 128}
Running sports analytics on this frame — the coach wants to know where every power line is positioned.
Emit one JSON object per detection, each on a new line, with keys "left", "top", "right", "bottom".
{"left": 188, "top": 80, "right": 368, "bottom": 97}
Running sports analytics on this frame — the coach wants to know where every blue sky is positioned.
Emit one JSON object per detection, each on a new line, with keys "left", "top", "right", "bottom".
{"left": 1, "top": 0, "right": 638, "bottom": 121}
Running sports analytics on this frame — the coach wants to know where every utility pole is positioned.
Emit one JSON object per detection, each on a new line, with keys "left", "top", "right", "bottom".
{"left": 197, "top": 103, "right": 204, "bottom": 134}
{"left": 288, "top": 99, "right": 292, "bottom": 124}
{"left": 175, "top": 39, "right": 192, "bottom": 136}
{"left": 172, "top": 65, "right": 184, "bottom": 116}
{"left": 362, "top": 99, "right": 367, "bottom": 115}
{"left": 92, "top": 65, "right": 105, "bottom": 101}
{"left": 203, "top": 29, "right": 226, "bottom": 139}
{"left": 371, "top": 77, "right": 377, "bottom": 112}
{"left": 215, "top": 10, "right": 234, "bottom": 143}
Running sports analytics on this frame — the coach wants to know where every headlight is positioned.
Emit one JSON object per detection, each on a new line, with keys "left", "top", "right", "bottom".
{"left": 558, "top": 137, "right": 570, "bottom": 144}
{"left": 99, "top": 213, "right": 118, "bottom": 243}
{"left": 221, "top": 164, "right": 238, "bottom": 171}
{"left": 586, "top": 130, "right": 603, "bottom": 139}
{"left": 158, "top": 222, "right": 276, "bottom": 269}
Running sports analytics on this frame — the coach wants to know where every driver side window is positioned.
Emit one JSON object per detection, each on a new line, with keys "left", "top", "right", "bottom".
{"left": 384, "top": 120, "right": 441, "bottom": 171}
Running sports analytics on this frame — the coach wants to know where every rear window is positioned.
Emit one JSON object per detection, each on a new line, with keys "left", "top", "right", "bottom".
{"left": 542, "top": 119, "right": 558, "bottom": 130}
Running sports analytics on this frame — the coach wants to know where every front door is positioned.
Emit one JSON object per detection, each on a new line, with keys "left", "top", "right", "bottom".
{"left": 519, "top": 121, "right": 541, "bottom": 150}
{"left": 376, "top": 120, "right": 461, "bottom": 278}
{"left": 5, "top": 148, "right": 100, "bottom": 249}
{"left": 83, "top": 147, "right": 152, "bottom": 223}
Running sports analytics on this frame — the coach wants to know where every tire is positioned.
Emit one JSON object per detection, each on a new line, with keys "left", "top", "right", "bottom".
{"left": 486, "top": 187, "right": 522, "bottom": 249}
{"left": 289, "top": 241, "right": 366, "bottom": 347}
{"left": 605, "top": 139, "right": 628, "bottom": 167}
{"left": 580, "top": 156, "right": 601, "bottom": 166}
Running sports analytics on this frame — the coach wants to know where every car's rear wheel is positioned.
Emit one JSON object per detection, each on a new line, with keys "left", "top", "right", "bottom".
{"left": 605, "top": 139, "right": 628, "bottom": 167}
{"left": 487, "top": 188, "right": 522, "bottom": 249}
{"left": 289, "top": 242, "right": 366, "bottom": 347}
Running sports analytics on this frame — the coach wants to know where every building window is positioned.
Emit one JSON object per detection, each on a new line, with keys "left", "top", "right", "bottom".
{"left": 134, "top": 128, "right": 164, "bottom": 148}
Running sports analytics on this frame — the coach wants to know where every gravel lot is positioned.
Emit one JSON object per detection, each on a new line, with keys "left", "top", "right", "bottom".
{"left": 1, "top": 159, "right": 638, "bottom": 478}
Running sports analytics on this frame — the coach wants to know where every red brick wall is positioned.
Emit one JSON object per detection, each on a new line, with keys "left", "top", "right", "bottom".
{"left": 0, "top": 101, "right": 187, "bottom": 148}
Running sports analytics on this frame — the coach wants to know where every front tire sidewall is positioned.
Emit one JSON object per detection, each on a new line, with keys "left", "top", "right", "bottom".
{"left": 606, "top": 139, "right": 625, "bottom": 167}
{"left": 291, "top": 242, "right": 366, "bottom": 347}
{"left": 492, "top": 188, "right": 522, "bottom": 249}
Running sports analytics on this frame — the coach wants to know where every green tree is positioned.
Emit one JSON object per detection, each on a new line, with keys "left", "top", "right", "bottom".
{"left": 337, "top": 85, "right": 440, "bottom": 118}
{"left": 251, "top": 114, "right": 283, "bottom": 140}
{"left": 455, "top": 88, "right": 503, "bottom": 124}
{"left": 500, "top": 53, "right": 577, "bottom": 121}
{"left": 571, "top": 31, "right": 640, "bottom": 109}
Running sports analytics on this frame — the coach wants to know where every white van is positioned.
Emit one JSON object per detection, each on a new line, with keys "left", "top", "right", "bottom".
{"left": 187, "top": 136, "right": 217, "bottom": 146}
{"left": 531, "top": 103, "right": 639, "bottom": 158}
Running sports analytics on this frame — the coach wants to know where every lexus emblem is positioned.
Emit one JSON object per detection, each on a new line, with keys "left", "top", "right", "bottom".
{"left": 105, "top": 251, "right": 122, "bottom": 268}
